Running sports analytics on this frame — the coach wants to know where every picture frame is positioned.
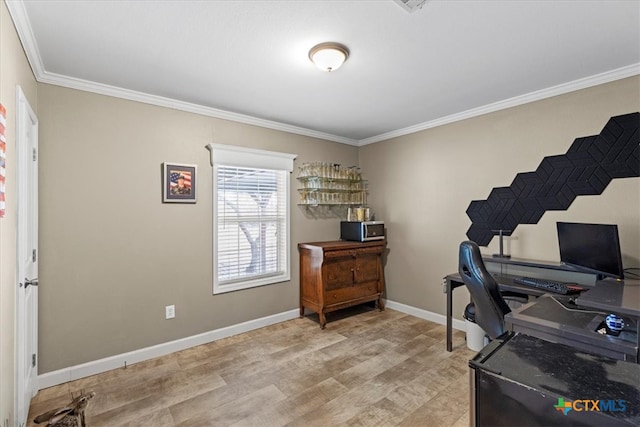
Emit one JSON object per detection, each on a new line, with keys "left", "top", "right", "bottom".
{"left": 162, "top": 162, "right": 197, "bottom": 203}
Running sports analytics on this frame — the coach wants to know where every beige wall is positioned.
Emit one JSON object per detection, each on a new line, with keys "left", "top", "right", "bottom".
{"left": 37, "top": 83, "right": 358, "bottom": 373}
{"left": 33, "top": 76, "right": 640, "bottom": 377}
{"left": 360, "top": 76, "right": 640, "bottom": 321}
{"left": 0, "top": 0, "right": 38, "bottom": 423}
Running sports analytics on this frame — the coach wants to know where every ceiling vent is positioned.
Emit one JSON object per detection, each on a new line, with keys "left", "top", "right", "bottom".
{"left": 393, "top": 0, "right": 429, "bottom": 13}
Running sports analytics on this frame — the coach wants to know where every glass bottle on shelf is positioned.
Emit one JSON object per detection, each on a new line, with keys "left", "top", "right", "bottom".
{"left": 296, "top": 162, "right": 368, "bottom": 207}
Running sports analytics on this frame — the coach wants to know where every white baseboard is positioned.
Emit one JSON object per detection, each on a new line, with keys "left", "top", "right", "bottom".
{"left": 385, "top": 299, "right": 467, "bottom": 331}
{"left": 38, "top": 309, "right": 300, "bottom": 389}
{"left": 39, "top": 302, "right": 465, "bottom": 389}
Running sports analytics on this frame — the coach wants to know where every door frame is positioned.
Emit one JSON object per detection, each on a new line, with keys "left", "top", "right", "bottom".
{"left": 14, "top": 85, "right": 39, "bottom": 427}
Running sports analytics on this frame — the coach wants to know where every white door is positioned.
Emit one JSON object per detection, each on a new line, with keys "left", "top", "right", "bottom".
{"left": 15, "top": 86, "right": 38, "bottom": 427}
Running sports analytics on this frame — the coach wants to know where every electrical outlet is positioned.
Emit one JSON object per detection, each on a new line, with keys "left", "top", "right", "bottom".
{"left": 165, "top": 305, "right": 175, "bottom": 319}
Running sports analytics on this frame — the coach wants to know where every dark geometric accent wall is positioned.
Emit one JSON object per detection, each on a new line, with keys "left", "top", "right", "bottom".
{"left": 466, "top": 112, "right": 640, "bottom": 246}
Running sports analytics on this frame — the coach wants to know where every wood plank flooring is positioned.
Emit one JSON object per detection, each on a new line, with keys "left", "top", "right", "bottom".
{"left": 27, "top": 306, "right": 474, "bottom": 426}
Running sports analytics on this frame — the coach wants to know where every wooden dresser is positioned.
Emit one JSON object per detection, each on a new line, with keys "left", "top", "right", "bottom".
{"left": 298, "top": 240, "right": 386, "bottom": 328}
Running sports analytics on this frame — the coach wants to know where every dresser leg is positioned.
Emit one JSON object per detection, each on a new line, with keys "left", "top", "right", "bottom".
{"left": 299, "top": 305, "right": 305, "bottom": 318}
{"left": 378, "top": 296, "right": 385, "bottom": 311}
{"left": 319, "top": 312, "right": 327, "bottom": 329}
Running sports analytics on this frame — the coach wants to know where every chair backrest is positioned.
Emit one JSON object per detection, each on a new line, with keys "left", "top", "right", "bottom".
{"left": 458, "top": 240, "right": 511, "bottom": 339}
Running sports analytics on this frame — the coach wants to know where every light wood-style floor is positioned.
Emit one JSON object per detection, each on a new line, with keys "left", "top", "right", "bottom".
{"left": 28, "top": 306, "right": 474, "bottom": 427}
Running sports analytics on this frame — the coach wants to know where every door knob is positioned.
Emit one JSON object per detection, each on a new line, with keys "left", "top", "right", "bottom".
{"left": 25, "top": 278, "right": 39, "bottom": 289}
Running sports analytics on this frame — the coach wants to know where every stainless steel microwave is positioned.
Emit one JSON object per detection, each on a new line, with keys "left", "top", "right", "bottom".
{"left": 340, "top": 221, "right": 385, "bottom": 242}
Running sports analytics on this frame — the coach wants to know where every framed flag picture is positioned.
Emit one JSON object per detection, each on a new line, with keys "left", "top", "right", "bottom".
{"left": 163, "top": 162, "right": 197, "bottom": 203}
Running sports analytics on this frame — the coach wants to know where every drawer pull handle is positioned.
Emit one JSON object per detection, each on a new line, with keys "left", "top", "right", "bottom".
{"left": 333, "top": 294, "right": 338, "bottom": 299}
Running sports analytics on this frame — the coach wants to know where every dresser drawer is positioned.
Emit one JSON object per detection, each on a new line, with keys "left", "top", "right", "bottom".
{"left": 354, "top": 246, "right": 384, "bottom": 256}
{"left": 324, "top": 249, "right": 356, "bottom": 259}
{"left": 325, "top": 283, "right": 378, "bottom": 304}
{"left": 323, "top": 245, "right": 383, "bottom": 260}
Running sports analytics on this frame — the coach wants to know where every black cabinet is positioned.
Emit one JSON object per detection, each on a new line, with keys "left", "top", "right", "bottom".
{"left": 469, "top": 333, "right": 640, "bottom": 426}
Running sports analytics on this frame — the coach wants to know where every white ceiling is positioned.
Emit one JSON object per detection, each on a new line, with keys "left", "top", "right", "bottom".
{"left": 7, "top": 0, "right": 640, "bottom": 145}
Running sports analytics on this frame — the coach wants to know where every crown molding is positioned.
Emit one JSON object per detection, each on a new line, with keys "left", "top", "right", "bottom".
{"left": 48, "top": 61, "right": 635, "bottom": 148}
{"left": 6, "top": 0, "right": 358, "bottom": 146}
{"left": 8, "top": 1, "right": 639, "bottom": 147}
{"left": 359, "top": 63, "right": 640, "bottom": 146}
{"left": 6, "top": 0, "right": 46, "bottom": 78}
{"left": 37, "top": 70, "right": 360, "bottom": 146}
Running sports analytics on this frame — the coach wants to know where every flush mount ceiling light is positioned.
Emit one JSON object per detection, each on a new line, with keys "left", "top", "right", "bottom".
{"left": 308, "top": 42, "right": 349, "bottom": 72}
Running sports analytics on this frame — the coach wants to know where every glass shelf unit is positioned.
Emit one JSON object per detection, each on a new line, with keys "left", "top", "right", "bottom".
{"left": 297, "top": 176, "right": 367, "bottom": 206}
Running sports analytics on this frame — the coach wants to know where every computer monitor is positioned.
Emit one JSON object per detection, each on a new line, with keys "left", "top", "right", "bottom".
{"left": 556, "top": 222, "right": 624, "bottom": 280}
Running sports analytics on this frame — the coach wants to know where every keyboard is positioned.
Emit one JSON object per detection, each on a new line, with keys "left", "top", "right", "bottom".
{"left": 513, "top": 277, "right": 583, "bottom": 295}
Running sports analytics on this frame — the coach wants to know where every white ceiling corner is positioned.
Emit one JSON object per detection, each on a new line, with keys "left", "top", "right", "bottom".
{"left": 7, "top": 0, "right": 640, "bottom": 146}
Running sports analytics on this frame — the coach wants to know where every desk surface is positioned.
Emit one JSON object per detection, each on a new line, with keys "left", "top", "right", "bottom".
{"left": 506, "top": 295, "right": 639, "bottom": 362}
{"left": 483, "top": 255, "right": 579, "bottom": 272}
{"left": 577, "top": 278, "right": 640, "bottom": 317}
{"left": 446, "top": 271, "right": 550, "bottom": 297}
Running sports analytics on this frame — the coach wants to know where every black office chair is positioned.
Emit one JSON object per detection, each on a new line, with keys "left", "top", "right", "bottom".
{"left": 459, "top": 240, "right": 522, "bottom": 340}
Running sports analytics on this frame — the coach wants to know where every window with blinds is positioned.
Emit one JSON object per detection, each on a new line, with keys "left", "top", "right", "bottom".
{"left": 209, "top": 144, "right": 295, "bottom": 294}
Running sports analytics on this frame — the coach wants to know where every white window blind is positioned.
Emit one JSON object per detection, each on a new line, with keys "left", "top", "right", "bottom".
{"left": 209, "top": 144, "right": 295, "bottom": 294}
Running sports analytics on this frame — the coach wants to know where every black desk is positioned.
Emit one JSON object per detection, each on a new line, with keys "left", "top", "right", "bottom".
{"left": 444, "top": 256, "right": 583, "bottom": 352}
{"left": 506, "top": 295, "right": 639, "bottom": 362}
{"left": 444, "top": 272, "right": 547, "bottom": 351}
{"left": 506, "top": 278, "right": 640, "bottom": 363}
{"left": 576, "top": 278, "right": 640, "bottom": 318}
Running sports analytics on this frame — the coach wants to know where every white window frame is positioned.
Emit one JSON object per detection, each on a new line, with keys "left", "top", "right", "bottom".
{"left": 207, "top": 144, "right": 296, "bottom": 294}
